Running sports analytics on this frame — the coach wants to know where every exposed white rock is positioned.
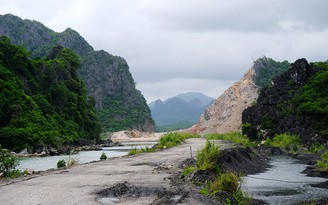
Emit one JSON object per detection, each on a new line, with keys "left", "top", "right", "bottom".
{"left": 189, "top": 67, "right": 258, "bottom": 134}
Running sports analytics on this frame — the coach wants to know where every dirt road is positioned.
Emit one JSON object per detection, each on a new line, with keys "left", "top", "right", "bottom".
{"left": 0, "top": 138, "right": 218, "bottom": 205}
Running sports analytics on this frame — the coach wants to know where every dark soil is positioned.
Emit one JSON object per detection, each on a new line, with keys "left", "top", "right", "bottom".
{"left": 96, "top": 181, "right": 189, "bottom": 205}
{"left": 311, "top": 180, "right": 328, "bottom": 189}
{"left": 217, "top": 147, "right": 269, "bottom": 175}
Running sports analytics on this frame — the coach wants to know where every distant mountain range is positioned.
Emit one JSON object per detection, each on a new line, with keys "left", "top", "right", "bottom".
{"left": 149, "top": 92, "right": 214, "bottom": 131}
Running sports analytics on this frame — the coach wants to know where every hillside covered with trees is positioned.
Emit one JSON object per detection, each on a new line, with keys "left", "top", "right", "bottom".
{"left": 0, "top": 36, "right": 100, "bottom": 152}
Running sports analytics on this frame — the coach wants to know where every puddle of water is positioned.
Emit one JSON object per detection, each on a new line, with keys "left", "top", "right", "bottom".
{"left": 96, "top": 197, "right": 120, "bottom": 205}
{"left": 241, "top": 156, "right": 328, "bottom": 204}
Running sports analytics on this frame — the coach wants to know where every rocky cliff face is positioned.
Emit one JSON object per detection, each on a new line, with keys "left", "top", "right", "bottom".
{"left": 242, "top": 59, "right": 327, "bottom": 144}
{"left": 0, "top": 14, "right": 154, "bottom": 132}
{"left": 189, "top": 68, "right": 258, "bottom": 134}
{"left": 189, "top": 57, "right": 290, "bottom": 134}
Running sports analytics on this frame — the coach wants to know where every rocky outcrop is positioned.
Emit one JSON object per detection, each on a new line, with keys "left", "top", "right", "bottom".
{"left": 188, "top": 57, "right": 290, "bottom": 134}
{"left": 242, "top": 59, "right": 325, "bottom": 144}
{"left": 189, "top": 68, "right": 258, "bottom": 134}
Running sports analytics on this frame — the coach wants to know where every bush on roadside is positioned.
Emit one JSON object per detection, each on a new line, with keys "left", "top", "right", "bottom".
{"left": 100, "top": 152, "right": 107, "bottom": 160}
{"left": 196, "top": 140, "right": 220, "bottom": 171}
{"left": 0, "top": 145, "right": 20, "bottom": 178}
{"left": 57, "top": 159, "right": 66, "bottom": 168}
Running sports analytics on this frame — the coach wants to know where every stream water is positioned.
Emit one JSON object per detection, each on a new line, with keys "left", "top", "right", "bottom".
{"left": 241, "top": 156, "right": 328, "bottom": 205}
{"left": 17, "top": 141, "right": 157, "bottom": 172}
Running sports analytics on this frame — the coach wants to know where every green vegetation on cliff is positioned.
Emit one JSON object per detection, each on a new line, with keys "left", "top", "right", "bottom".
{"left": 0, "top": 14, "right": 154, "bottom": 132}
{"left": 0, "top": 36, "right": 100, "bottom": 152}
{"left": 253, "top": 56, "right": 290, "bottom": 88}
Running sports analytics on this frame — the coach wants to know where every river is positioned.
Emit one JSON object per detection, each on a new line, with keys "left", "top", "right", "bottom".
{"left": 17, "top": 141, "right": 157, "bottom": 172}
{"left": 241, "top": 156, "right": 328, "bottom": 204}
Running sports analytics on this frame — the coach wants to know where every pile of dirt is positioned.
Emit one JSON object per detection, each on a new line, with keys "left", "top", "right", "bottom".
{"left": 217, "top": 147, "right": 269, "bottom": 175}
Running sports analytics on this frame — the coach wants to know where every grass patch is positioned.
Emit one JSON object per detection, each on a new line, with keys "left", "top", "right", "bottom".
{"left": 204, "top": 132, "right": 254, "bottom": 147}
{"left": 316, "top": 150, "right": 328, "bottom": 172}
{"left": 128, "top": 146, "right": 154, "bottom": 155}
{"left": 156, "top": 132, "right": 200, "bottom": 149}
{"left": 181, "top": 166, "right": 197, "bottom": 177}
{"left": 308, "top": 142, "right": 324, "bottom": 153}
{"left": 196, "top": 140, "right": 221, "bottom": 171}
{"left": 199, "top": 172, "right": 252, "bottom": 205}
{"left": 205, "top": 173, "right": 239, "bottom": 195}
{"left": 264, "top": 134, "right": 300, "bottom": 153}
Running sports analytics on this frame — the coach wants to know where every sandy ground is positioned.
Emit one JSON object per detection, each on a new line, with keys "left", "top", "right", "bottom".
{"left": 0, "top": 138, "right": 223, "bottom": 205}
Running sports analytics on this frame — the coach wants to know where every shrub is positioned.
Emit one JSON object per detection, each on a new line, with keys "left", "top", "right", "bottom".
{"left": 0, "top": 145, "right": 20, "bottom": 178}
{"left": 308, "top": 143, "right": 324, "bottom": 153}
{"left": 128, "top": 148, "right": 138, "bottom": 155}
{"left": 100, "top": 152, "right": 107, "bottom": 160}
{"left": 199, "top": 173, "right": 239, "bottom": 195}
{"left": 265, "top": 134, "right": 300, "bottom": 152}
{"left": 216, "top": 173, "right": 239, "bottom": 195}
{"left": 57, "top": 159, "right": 66, "bottom": 168}
{"left": 316, "top": 150, "right": 328, "bottom": 172}
{"left": 196, "top": 140, "right": 220, "bottom": 171}
{"left": 181, "top": 166, "right": 197, "bottom": 177}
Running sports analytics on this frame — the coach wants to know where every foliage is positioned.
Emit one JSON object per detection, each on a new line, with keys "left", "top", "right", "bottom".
{"left": 199, "top": 172, "right": 251, "bottom": 204}
{"left": 181, "top": 166, "right": 197, "bottom": 177}
{"left": 100, "top": 152, "right": 107, "bottom": 160}
{"left": 253, "top": 56, "right": 290, "bottom": 88}
{"left": 205, "top": 173, "right": 239, "bottom": 195}
{"left": 128, "top": 146, "right": 154, "bottom": 155}
{"left": 0, "top": 145, "right": 20, "bottom": 178}
{"left": 156, "top": 132, "right": 200, "bottom": 149}
{"left": 204, "top": 132, "right": 254, "bottom": 147}
{"left": 196, "top": 140, "right": 220, "bottom": 171}
{"left": 292, "top": 62, "right": 328, "bottom": 139}
{"left": 0, "top": 36, "right": 100, "bottom": 152}
{"left": 308, "top": 142, "right": 324, "bottom": 154}
{"left": 264, "top": 134, "right": 300, "bottom": 153}
{"left": 82, "top": 51, "right": 155, "bottom": 132}
{"left": 316, "top": 150, "right": 328, "bottom": 172}
{"left": 57, "top": 159, "right": 66, "bottom": 168}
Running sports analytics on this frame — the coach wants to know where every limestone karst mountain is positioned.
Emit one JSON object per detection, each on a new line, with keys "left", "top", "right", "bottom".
{"left": 189, "top": 57, "right": 290, "bottom": 134}
{"left": 0, "top": 14, "right": 154, "bottom": 132}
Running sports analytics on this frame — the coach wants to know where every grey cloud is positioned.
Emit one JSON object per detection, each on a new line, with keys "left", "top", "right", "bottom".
{"left": 0, "top": 0, "right": 327, "bottom": 102}
{"left": 143, "top": 0, "right": 328, "bottom": 32}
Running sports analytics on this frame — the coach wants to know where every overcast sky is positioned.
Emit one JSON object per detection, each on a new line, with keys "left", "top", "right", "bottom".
{"left": 1, "top": 0, "right": 327, "bottom": 102}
